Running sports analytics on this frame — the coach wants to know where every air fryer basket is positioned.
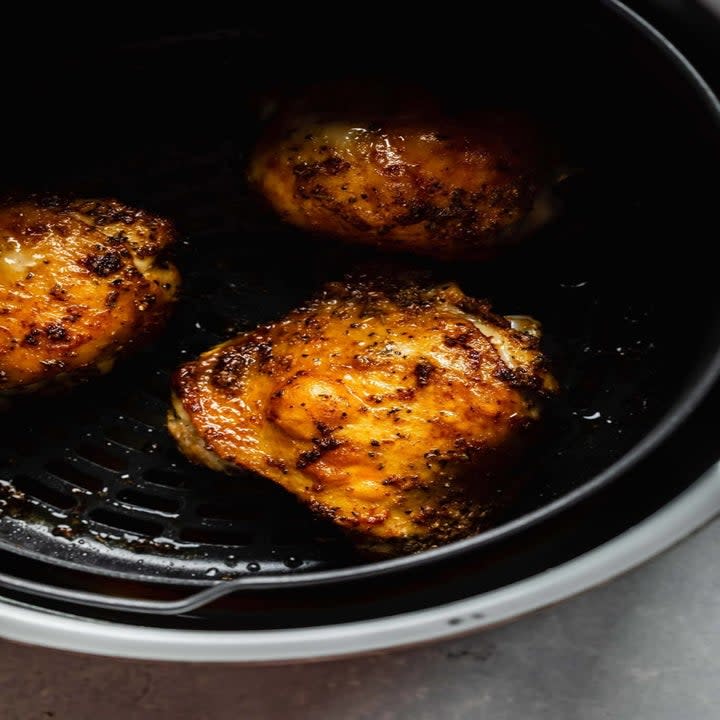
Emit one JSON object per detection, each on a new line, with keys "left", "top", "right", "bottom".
{"left": 1, "top": 2, "right": 719, "bottom": 613}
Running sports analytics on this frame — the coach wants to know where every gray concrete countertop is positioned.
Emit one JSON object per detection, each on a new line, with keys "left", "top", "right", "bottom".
{"left": 2, "top": 516, "right": 720, "bottom": 720}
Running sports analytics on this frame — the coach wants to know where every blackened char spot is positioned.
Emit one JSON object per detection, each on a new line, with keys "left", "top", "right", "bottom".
{"left": 21, "top": 328, "right": 41, "bottom": 346}
{"left": 296, "top": 448, "right": 321, "bottom": 469}
{"left": 443, "top": 333, "right": 471, "bottom": 349}
{"left": 83, "top": 202, "right": 138, "bottom": 226}
{"left": 414, "top": 360, "right": 435, "bottom": 387}
{"left": 210, "top": 345, "right": 253, "bottom": 389}
{"left": 48, "top": 284, "right": 67, "bottom": 300}
{"left": 296, "top": 434, "right": 342, "bottom": 469}
{"left": 321, "top": 156, "right": 350, "bottom": 175}
{"left": 45, "top": 323, "right": 67, "bottom": 342}
{"left": 307, "top": 498, "right": 338, "bottom": 520}
{"left": 107, "top": 231, "right": 128, "bottom": 245}
{"left": 294, "top": 163, "right": 317, "bottom": 179}
{"left": 293, "top": 156, "right": 350, "bottom": 179}
{"left": 81, "top": 251, "right": 123, "bottom": 277}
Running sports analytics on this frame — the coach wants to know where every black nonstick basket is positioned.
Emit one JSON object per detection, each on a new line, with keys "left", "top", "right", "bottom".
{"left": 1, "top": 2, "right": 719, "bottom": 630}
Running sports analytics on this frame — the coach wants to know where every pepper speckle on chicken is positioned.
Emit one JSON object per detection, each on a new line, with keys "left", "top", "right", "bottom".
{"left": 0, "top": 195, "right": 179, "bottom": 394}
{"left": 168, "top": 274, "right": 557, "bottom": 555}
{"left": 248, "top": 84, "right": 558, "bottom": 260}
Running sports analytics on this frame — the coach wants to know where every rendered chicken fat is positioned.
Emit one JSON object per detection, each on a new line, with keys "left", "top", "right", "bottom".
{"left": 168, "top": 276, "right": 557, "bottom": 555}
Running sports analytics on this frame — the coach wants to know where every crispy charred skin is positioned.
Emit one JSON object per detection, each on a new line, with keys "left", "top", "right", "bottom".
{"left": 248, "top": 85, "right": 556, "bottom": 260}
{"left": 169, "top": 275, "right": 557, "bottom": 555}
{"left": 0, "top": 195, "right": 179, "bottom": 394}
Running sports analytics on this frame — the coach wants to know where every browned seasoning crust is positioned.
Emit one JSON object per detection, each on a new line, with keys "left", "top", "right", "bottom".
{"left": 248, "top": 85, "right": 557, "bottom": 260}
{"left": 0, "top": 195, "right": 179, "bottom": 394}
{"left": 168, "top": 274, "right": 557, "bottom": 555}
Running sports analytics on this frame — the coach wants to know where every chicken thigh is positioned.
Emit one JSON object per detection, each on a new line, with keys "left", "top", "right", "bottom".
{"left": 168, "top": 274, "right": 556, "bottom": 555}
{"left": 248, "top": 84, "right": 557, "bottom": 260}
{"left": 0, "top": 196, "right": 179, "bottom": 394}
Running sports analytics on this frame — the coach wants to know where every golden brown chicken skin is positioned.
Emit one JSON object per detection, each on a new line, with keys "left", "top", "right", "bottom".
{"left": 248, "top": 86, "right": 556, "bottom": 260}
{"left": 169, "top": 275, "right": 557, "bottom": 555}
{"left": 0, "top": 196, "right": 179, "bottom": 394}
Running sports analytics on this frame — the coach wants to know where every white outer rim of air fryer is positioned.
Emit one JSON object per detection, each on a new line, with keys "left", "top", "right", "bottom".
{"left": 0, "top": 461, "right": 718, "bottom": 663}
